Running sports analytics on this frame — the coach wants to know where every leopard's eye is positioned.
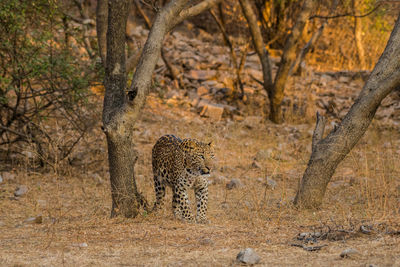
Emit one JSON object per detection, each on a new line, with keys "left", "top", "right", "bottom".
{"left": 200, "top": 155, "right": 205, "bottom": 159}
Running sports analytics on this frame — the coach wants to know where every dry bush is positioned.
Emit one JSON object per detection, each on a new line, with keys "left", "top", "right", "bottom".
{"left": 0, "top": 0, "right": 99, "bottom": 169}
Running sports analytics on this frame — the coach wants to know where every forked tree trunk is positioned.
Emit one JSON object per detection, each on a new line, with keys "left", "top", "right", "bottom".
{"left": 269, "top": 0, "right": 316, "bottom": 123}
{"left": 97, "top": 0, "right": 222, "bottom": 218}
{"left": 239, "top": 0, "right": 273, "bottom": 98}
{"left": 102, "top": 0, "right": 145, "bottom": 218}
{"left": 294, "top": 15, "right": 400, "bottom": 209}
{"left": 290, "top": 0, "right": 339, "bottom": 76}
{"left": 240, "top": 0, "right": 316, "bottom": 123}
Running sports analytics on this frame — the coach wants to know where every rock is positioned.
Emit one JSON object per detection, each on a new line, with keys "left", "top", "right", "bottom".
{"left": 221, "top": 202, "right": 229, "bottom": 209}
{"left": 73, "top": 242, "right": 88, "bottom": 248}
{"left": 320, "top": 74, "right": 332, "bottom": 84}
{"left": 242, "top": 116, "right": 262, "bottom": 129}
{"left": 236, "top": 248, "right": 261, "bottom": 265}
{"left": 91, "top": 173, "right": 104, "bottom": 186}
{"left": 14, "top": 185, "right": 28, "bottom": 197}
{"left": 22, "top": 150, "right": 34, "bottom": 159}
{"left": 266, "top": 178, "right": 277, "bottom": 190}
{"left": 340, "top": 248, "right": 360, "bottom": 258}
{"left": 233, "top": 115, "right": 245, "bottom": 121}
{"left": 201, "top": 80, "right": 219, "bottom": 87}
{"left": 2, "top": 172, "right": 15, "bottom": 181}
{"left": 200, "top": 103, "right": 224, "bottom": 121}
{"left": 196, "top": 99, "right": 209, "bottom": 108}
{"left": 221, "top": 77, "right": 234, "bottom": 91}
{"left": 226, "top": 178, "right": 243, "bottom": 190}
{"left": 197, "top": 86, "right": 209, "bottom": 97}
{"left": 166, "top": 98, "right": 179, "bottom": 107}
{"left": 0, "top": 175, "right": 2, "bottom": 183}
{"left": 247, "top": 69, "right": 263, "bottom": 80}
{"left": 359, "top": 225, "right": 373, "bottom": 234}
{"left": 243, "top": 87, "right": 255, "bottom": 95}
{"left": 199, "top": 238, "right": 214, "bottom": 245}
{"left": 24, "top": 215, "right": 43, "bottom": 224}
{"left": 251, "top": 161, "right": 262, "bottom": 169}
{"left": 37, "top": 199, "right": 47, "bottom": 207}
{"left": 185, "top": 69, "right": 217, "bottom": 81}
{"left": 165, "top": 90, "right": 180, "bottom": 99}
{"left": 339, "top": 76, "right": 350, "bottom": 83}
{"left": 254, "top": 149, "right": 272, "bottom": 161}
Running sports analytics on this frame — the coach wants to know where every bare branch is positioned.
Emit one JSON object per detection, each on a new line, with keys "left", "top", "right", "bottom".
{"left": 126, "top": 50, "right": 142, "bottom": 73}
{"left": 311, "top": 112, "right": 326, "bottom": 152}
{"left": 170, "top": 0, "right": 223, "bottom": 30}
{"left": 96, "top": 0, "right": 108, "bottom": 67}
{"left": 209, "top": 8, "right": 244, "bottom": 98}
{"left": 134, "top": 0, "right": 152, "bottom": 27}
{"left": 126, "top": 0, "right": 189, "bottom": 118}
{"left": 309, "top": 2, "right": 382, "bottom": 20}
{"left": 134, "top": 0, "right": 181, "bottom": 82}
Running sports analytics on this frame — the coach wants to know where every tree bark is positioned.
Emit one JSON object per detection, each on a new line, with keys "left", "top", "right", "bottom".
{"left": 269, "top": 0, "right": 316, "bottom": 123}
{"left": 294, "top": 15, "right": 400, "bottom": 209}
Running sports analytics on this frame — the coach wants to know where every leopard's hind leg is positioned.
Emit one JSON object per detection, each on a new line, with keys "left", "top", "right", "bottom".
{"left": 152, "top": 175, "right": 166, "bottom": 211}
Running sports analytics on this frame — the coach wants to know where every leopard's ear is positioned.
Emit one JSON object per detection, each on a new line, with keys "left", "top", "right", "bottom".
{"left": 187, "top": 144, "right": 195, "bottom": 149}
{"left": 184, "top": 140, "right": 196, "bottom": 149}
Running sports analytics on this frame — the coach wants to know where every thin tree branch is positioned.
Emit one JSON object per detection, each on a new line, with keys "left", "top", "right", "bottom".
{"left": 209, "top": 8, "right": 244, "bottom": 98}
{"left": 311, "top": 112, "right": 326, "bottom": 152}
{"left": 134, "top": 0, "right": 182, "bottom": 84}
{"left": 290, "top": 0, "right": 339, "bottom": 75}
{"left": 309, "top": 2, "right": 382, "bottom": 20}
{"left": 96, "top": 0, "right": 108, "bottom": 67}
{"left": 170, "top": 0, "right": 223, "bottom": 30}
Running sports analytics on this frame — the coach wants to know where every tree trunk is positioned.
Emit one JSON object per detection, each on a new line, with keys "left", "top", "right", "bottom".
{"left": 269, "top": 0, "right": 316, "bottom": 123}
{"left": 294, "top": 15, "right": 400, "bottom": 209}
{"left": 97, "top": 0, "right": 222, "bottom": 218}
{"left": 102, "top": 0, "right": 145, "bottom": 218}
{"left": 353, "top": 0, "right": 366, "bottom": 68}
{"left": 239, "top": 0, "right": 273, "bottom": 98}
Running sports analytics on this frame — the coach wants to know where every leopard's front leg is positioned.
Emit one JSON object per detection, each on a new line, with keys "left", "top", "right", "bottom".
{"left": 194, "top": 176, "right": 208, "bottom": 224}
{"left": 173, "top": 181, "right": 194, "bottom": 222}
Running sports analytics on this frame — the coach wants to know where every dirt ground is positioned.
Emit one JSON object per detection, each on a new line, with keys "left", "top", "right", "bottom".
{"left": 1, "top": 90, "right": 400, "bottom": 266}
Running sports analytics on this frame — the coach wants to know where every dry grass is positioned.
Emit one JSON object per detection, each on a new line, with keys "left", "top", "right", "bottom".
{"left": 1, "top": 92, "right": 400, "bottom": 266}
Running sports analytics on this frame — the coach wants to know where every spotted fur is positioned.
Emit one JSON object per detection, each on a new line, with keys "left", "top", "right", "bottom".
{"left": 152, "top": 134, "right": 214, "bottom": 223}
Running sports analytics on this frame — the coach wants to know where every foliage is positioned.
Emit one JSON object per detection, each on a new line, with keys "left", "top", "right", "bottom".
{"left": 0, "top": 0, "right": 97, "bottom": 167}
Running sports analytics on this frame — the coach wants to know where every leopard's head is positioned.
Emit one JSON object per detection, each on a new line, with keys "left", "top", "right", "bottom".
{"left": 181, "top": 139, "right": 215, "bottom": 176}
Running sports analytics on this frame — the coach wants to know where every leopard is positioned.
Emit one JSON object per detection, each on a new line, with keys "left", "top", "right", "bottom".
{"left": 151, "top": 134, "right": 215, "bottom": 224}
